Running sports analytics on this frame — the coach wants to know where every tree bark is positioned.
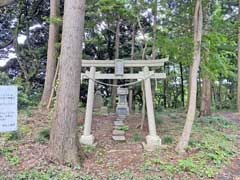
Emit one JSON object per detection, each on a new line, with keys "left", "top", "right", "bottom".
{"left": 187, "top": 65, "right": 192, "bottom": 110}
{"left": 200, "top": 76, "right": 211, "bottom": 116}
{"left": 237, "top": 0, "right": 240, "bottom": 113}
{"left": 40, "top": 0, "right": 60, "bottom": 107}
{"left": 111, "top": 18, "right": 120, "bottom": 111}
{"left": 151, "top": 0, "right": 157, "bottom": 101}
{"left": 176, "top": 0, "right": 203, "bottom": 153}
{"left": 200, "top": 0, "right": 211, "bottom": 116}
{"left": 49, "top": 0, "right": 86, "bottom": 164}
{"left": 129, "top": 23, "right": 136, "bottom": 113}
{"left": 0, "top": 0, "right": 15, "bottom": 7}
{"left": 180, "top": 63, "right": 185, "bottom": 107}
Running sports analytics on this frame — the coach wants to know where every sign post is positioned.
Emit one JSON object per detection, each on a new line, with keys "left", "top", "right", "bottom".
{"left": 0, "top": 86, "right": 18, "bottom": 132}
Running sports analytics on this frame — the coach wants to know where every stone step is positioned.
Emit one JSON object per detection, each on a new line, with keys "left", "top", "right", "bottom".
{"left": 112, "top": 135, "right": 126, "bottom": 141}
{"left": 112, "top": 129, "right": 125, "bottom": 136}
{"left": 113, "top": 120, "right": 124, "bottom": 126}
{"left": 116, "top": 116, "right": 126, "bottom": 121}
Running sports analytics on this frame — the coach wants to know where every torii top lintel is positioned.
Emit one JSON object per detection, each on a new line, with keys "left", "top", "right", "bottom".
{"left": 81, "top": 58, "right": 168, "bottom": 68}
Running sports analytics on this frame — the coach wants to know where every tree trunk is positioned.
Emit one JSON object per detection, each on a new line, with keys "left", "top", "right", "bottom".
{"left": 200, "top": 0, "right": 211, "bottom": 117}
{"left": 151, "top": 0, "right": 157, "bottom": 101}
{"left": 200, "top": 76, "right": 211, "bottom": 116}
{"left": 129, "top": 23, "right": 135, "bottom": 113}
{"left": 180, "top": 63, "right": 185, "bottom": 107}
{"left": 176, "top": 0, "right": 203, "bottom": 153}
{"left": 163, "top": 63, "right": 168, "bottom": 108}
{"left": 40, "top": 0, "right": 60, "bottom": 107}
{"left": 49, "top": 0, "right": 86, "bottom": 164}
{"left": 0, "top": 0, "right": 15, "bottom": 7}
{"left": 187, "top": 65, "right": 192, "bottom": 110}
{"left": 112, "top": 18, "right": 120, "bottom": 111}
{"left": 237, "top": 0, "right": 240, "bottom": 113}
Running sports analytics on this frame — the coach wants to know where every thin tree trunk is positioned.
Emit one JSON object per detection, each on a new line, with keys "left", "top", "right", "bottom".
{"left": 180, "top": 63, "right": 185, "bottom": 107}
{"left": 141, "top": 82, "right": 146, "bottom": 129}
{"left": 237, "top": 0, "right": 240, "bottom": 113}
{"left": 151, "top": 0, "right": 157, "bottom": 102}
{"left": 137, "top": 16, "right": 148, "bottom": 129}
{"left": 41, "top": 0, "right": 60, "bottom": 107}
{"left": 218, "top": 79, "right": 222, "bottom": 109}
{"left": 129, "top": 23, "right": 135, "bottom": 114}
{"left": 163, "top": 63, "right": 168, "bottom": 108}
{"left": 187, "top": 65, "right": 192, "bottom": 110}
{"left": 47, "top": 60, "right": 60, "bottom": 110}
{"left": 49, "top": 0, "right": 86, "bottom": 163}
{"left": 176, "top": 0, "right": 203, "bottom": 153}
{"left": 112, "top": 18, "right": 120, "bottom": 111}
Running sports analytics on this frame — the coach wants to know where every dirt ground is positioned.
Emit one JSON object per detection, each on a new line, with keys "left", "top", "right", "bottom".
{"left": 0, "top": 108, "right": 239, "bottom": 179}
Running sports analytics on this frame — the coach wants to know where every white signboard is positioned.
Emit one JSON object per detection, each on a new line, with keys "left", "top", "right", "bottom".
{"left": 0, "top": 86, "right": 17, "bottom": 132}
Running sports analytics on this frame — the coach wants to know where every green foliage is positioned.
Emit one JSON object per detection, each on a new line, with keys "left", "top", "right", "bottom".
{"left": 178, "top": 158, "right": 195, "bottom": 172}
{"left": 162, "top": 135, "right": 173, "bottom": 144}
{"left": 0, "top": 72, "right": 41, "bottom": 109}
{"left": 1, "top": 125, "right": 30, "bottom": 141}
{"left": 83, "top": 145, "right": 95, "bottom": 153}
{"left": 0, "top": 146, "right": 20, "bottom": 166}
{"left": 116, "top": 125, "right": 129, "bottom": 131}
{"left": 155, "top": 112, "right": 164, "bottom": 125}
{"left": 196, "top": 115, "right": 234, "bottom": 129}
{"left": 43, "top": 16, "right": 63, "bottom": 25}
{"left": 131, "top": 132, "right": 142, "bottom": 142}
{"left": 35, "top": 128, "right": 50, "bottom": 144}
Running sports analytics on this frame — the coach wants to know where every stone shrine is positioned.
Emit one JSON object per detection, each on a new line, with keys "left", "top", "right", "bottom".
{"left": 116, "top": 88, "right": 129, "bottom": 117}
{"left": 93, "top": 90, "right": 103, "bottom": 111}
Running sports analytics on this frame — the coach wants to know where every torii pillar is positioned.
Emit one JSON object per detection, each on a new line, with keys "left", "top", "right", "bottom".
{"left": 143, "top": 66, "right": 161, "bottom": 150}
{"left": 80, "top": 66, "right": 96, "bottom": 145}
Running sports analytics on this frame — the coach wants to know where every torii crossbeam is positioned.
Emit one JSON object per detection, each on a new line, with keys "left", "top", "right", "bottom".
{"left": 80, "top": 58, "right": 168, "bottom": 150}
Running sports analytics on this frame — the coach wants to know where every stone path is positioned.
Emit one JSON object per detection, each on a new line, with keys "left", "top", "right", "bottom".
{"left": 112, "top": 116, "right": 126, "bottom": 142}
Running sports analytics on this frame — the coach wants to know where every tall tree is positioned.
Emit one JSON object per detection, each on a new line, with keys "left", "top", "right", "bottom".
{"left": 129, "top": 23, "right": 136, "bottom": 113}
{"left": 111, "top": 17, "right": 120, "bottom": 110}
{"left": 237, "top": 0, "right": 240, "bottom": 113}
{"left": 200, "top": 0, "right": 211, "bottom": 116}
{"left": 176, "top": 0, "right": 203, "bottom": 153}
{"left": 40, "top": 0, "right": 60, "bottom": 107}
{"left": 49, "top": 0, "right": 86, "bottom": 163}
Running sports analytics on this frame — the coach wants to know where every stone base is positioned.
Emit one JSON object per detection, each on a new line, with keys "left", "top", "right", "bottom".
{"left": 80, "top": 135, "right": 94, "bottom": 145}
{"left": 112, "top": 130, "right": 125, "bottom": 136}
{"left": 112, "top": 135, "right": 126, "bottom": 141}
{"left": 114, "top": 120, "right": 124, "bottom": 126}
{"left": 143, "top": 135, "right": 161, "bottom": 151}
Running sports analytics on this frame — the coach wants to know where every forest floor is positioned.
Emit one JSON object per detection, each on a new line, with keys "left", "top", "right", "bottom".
{"left": 0, "top": 107, "right": 239, "bottom": 180}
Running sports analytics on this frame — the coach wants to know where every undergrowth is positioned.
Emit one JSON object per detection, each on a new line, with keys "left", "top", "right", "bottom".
{"left": 143, "top": 115, "right": 238, "bottom": 179}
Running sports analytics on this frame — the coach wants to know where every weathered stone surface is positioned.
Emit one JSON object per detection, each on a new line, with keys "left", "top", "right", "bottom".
{"left": 100, "top": 106, "right": 108, "bottom": 115}
{"left": 114, "top": 120, "right": 124, "bottom": 126}
{"left": 112, "top": 135, "right": 126, "bottom": 141}
{"left": 116, "top": 106, "right": 129, "bottom": 116}
{"left": 116, "top": 115, "right": 126, "bottom": 121}
{"left": 93, "top": 91, "right": 103, "bottom": 110}
{"left": 112, "top": 130, "right": 125, "bottom": 136}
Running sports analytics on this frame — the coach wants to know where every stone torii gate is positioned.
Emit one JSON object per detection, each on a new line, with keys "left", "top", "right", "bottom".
{"left": 80, "top": 58, "right": 168, "bottom": 149}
